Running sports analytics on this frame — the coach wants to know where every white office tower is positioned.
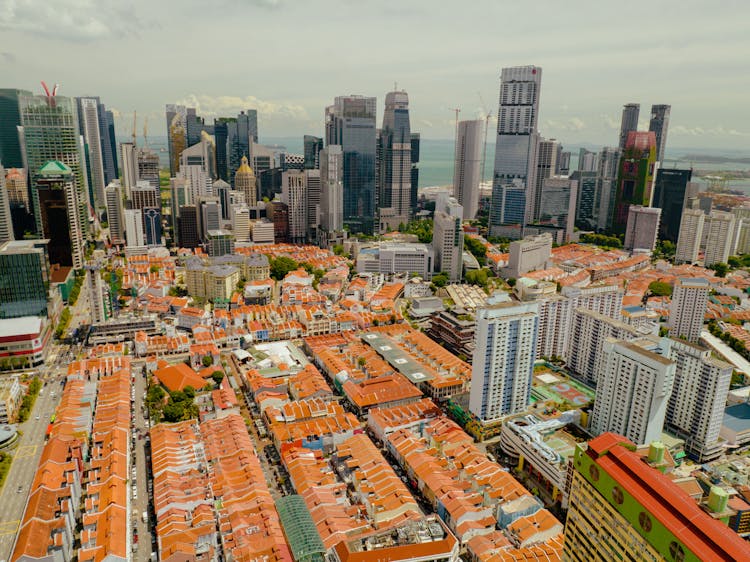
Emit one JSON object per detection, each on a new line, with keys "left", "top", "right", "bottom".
{"left": 561, "top": 284, "right": 624, "bottom": 319}
{"left": 675, "top": 208, "right": 704, "bottom": 264}
{"left": 178, "top": 165, "right": 213, "bottom": 205}
{"left": 0, "top": 166, "right": 14, "bottom": 243}
{"left": 668, "top": 277, "right": 709, "bottom": 343}
{"left": 452, "top": 119, "right": 483, "bottom": 219}
{"left": 504, "top": 233, "right": 551, "bottom": 278}
{"left": 282, "top": 170, "right": 307, "bottom": 244}
{"left": 319, "top": 145, "right": 344, "bottom": 235}
{"left": 536, "top": 295, "right": 572, "bottom": 361}
{"left": 578, "top": 149, "right": 598, "bottom": 172}
{"left": 87, "top": 266, "right": 110, "bottom": 324}
{"left": 538, "top": 177, "right": 578, "bottom": 242}
{"left": 595, "top": 147, "right": 620, "bottom": 231}
{"left": 533, "top": 138, "right": 560, "bottom": 221}
{"left": 624, "top": 205, "right": 661, "bottom": 252}
{"left": 568, "top": 309, "right": 641, "bottom": 385}
{"left": 469, "top": 297, "right": 539, "bottom": 421}
{"left": 663, "top": 338, "right": 731, "bottom": 462}
{"left": 591, "top": 337, "right": 675, "bottom": 445}
{"left": 179, "top": 135, "right": 215, "bottom": 178}
{"left": 124, "top": 209, "right": 145, "bottom": 248}
{"left": 104, "top": 182, "right": 125, "bottom": 245}
{"left": 490, "top": 65, "right": 542, "bottom": 232}
{"left": 119, "top": 142, "right": 138, "bottom": 192}
{"left": 433, "top": 196, "right": 464, "bottom": 282}
{"left": 305, "top": 169, "right": 321, "bottom": 240}
{"left": 703, "top": 211, "right": 735, "bottom": 267}
{"left": 232, "top": 205, "right": 251, "bottom": 243}
{"left": 77, "top": 97, "right": 106, "bottom": 208}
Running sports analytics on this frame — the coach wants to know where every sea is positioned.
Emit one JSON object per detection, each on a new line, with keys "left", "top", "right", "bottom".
{"left": 134, "top": 135, "right": 750, "bottom": 193}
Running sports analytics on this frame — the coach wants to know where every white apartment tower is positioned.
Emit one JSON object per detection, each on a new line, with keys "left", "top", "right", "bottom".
{"left": 536, "top": 295, "right": 572, "bottom": 361}
{"left": 469, "top": 298, "right": 539, "bottom": 421}
{"left": 561, "top": 284, "right": 624, "bottom": 319}
{"left": 124, "top": 208, "right": 145, "bottom": 248}
{"left": 452, "top": 119, "right": 483, "bottom": 220}
{"left": 663, "top": 338, "right": 731, "bottom": 462}
{"left": 703, "top": 211, "right": 735, "bottom": 267}
{"left": 282, "top": 170, "right": 307, "bottom": 244}
{"left": 668, "top": 277, "right": 709, "bottom": 343}
{"left": 119, "top": 142, "right": 138, "bottom": 193}
{"left": 624, "top": 205, "right": 661, "bottom": 252}
{"left": 77, "top": 97, "right": 107, "bottom": 209}
{"left": 319, "top": 145, "right": 344, "bottom": 235}
{"left": 675, "top": 208, "right": 704, "bottom": 264}
{"left": 591, "top": 337, "right": 676, "bottom": 445}
{"left": 104, "top": 182, "right": 125, "bottom": 245}
{"left": 432, "top": 196, "right": 464, "bottom": 283}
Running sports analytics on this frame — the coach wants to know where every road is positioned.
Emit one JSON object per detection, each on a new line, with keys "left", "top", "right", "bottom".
{"left": 0, "top": 381, "right": 64, "bottom": 560}
{"left": 131, "top": 367, "right": 156, "bottom": 559}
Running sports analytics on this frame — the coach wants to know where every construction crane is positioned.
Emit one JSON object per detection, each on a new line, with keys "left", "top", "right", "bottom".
{"left": 477, "top": 92, "right": 493, "bottom": 188}
{"left": 131, "top": 111, "right": 137, "bottom": 146}
{"left": 143, "top": 116, "right": 149, "bottom": 147}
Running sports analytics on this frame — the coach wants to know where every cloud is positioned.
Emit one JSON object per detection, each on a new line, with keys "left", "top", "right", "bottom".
{"left": 0, "top": 0, "right": 145, "bottom": 41}
{"left": 601, "top": 114, "right": 620, "bottom": 130}
{"left": 671, "top": 125, "right": 750, "bottom": 138}
{"left": 0, "top": 51, "right": 15, "bottom": 62}
{"left": 175, "top": 94, "right": 309, "bottom": 121}
{"left": 544, "top": 117, "right": 586, "bottom": 131}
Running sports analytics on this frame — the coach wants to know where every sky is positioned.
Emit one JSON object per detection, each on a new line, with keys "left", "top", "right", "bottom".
{"left": 2, "top": 0, "right": 749, "bottom": 151}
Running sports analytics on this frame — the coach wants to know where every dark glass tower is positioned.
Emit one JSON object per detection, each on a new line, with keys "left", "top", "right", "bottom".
{"left": 304, "top": 135, "right": 323, "bottom": 170}
{"left": 652, "top": 168, "right": 693, "bottom": 242}
{"left": 378, "top": 91, "right": 412, "bottom": 230}
{"left": 649, "top": 104, "right": 671, "bottom": 163}
{"left": 325, "top": 96, "right": 376, "bottom": 235}
{"left": 0, "top": 89, "right": 33, "bottom": 169}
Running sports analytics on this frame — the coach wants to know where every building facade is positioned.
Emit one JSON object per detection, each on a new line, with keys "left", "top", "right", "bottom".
{"left": 378, "top": 90, "right": 413, "bottom": 231}
{"left": 611, "top": 131, "right": 657, "bottom": 234}
{"left": 623, "top": 205, "right": 661, "bottom": 252}
{"left": 668, "top": 277, "right": 709, "bottom": 343}
{"left": 432, "top": 196, "right": 464, "bottom": 282}
{"left": 452, "top": 119, "right": 483, "bottom": 220}
{"left": 675, "top": 208, "right": 704, "bottom": 264}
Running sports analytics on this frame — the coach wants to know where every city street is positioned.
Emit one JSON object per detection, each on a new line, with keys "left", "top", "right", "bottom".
{"left": 0, "top": 382, "right": 63, "bottom": 561}
{"left": 131, "top": 368, "right": 155, "bottom": 559}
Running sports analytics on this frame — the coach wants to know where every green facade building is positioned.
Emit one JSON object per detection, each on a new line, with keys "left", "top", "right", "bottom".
{"left": 0, "top": 239, "right": 50, "bottom": 318}
{"left": 611, "top": 130, "right": 657, "bottom": 235}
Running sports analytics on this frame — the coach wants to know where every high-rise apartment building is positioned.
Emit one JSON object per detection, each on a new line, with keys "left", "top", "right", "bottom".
{"left": 0, "top": 240, "right": 49, "bottom": 319}
{"left": 19, "top": 92, "right": 89, "bottom": 239}
{"left": 75, "top": 97, "right": 107, "bottom": 209}
{"left": 0, "top": 166, "right": 14, "bottom": 243}
{"left": 490, "top": 66, "right": 542, "bottom": 233}
{"left": 668, "top": 277, "right": 709, "bottom": 343}
{"left": 124, "top": 209, "right": 146, "bottom": 248}
{"left": 652, "top": 168, "right": 694, "bottom": 242}
{"left": 378, "top": 90, "right": 413, "bottom": 231}
{"left": 432, "top": 196, "right": 464, "bottom": 283}
{"left": 0, "top": 89, "right": 32, "bottom": 169}
{"left": 648, "top": 104, "right": 671, "bottom": 163}
{"left": 624, "top": 205, "right": 661, "bottom": 252}
{"left": 591, "top": 337, "right": 675, "bottom": 445}
{"left": 234, "top": 155, "right": 256, "bottom": 208}
{"left": 563, "top": 432, "right": 750, "bottom": 562}
{"left": 663, "top": 338, "right": 731, "bottom": 462}
{"left": 675, "top": 208, "right": 704, "bottom": 264}
{"left": 452, "top": 119, "right": 483, "bottom": 220}
{"left": 34, "top": 161, "right": 85, "bottom": 269}
{"left": 703, "top": 211, "right": 735, "bottom": 267}
{"left": 536, "top": 295, "right": 572, "bottom": 361}
{"left": 533, "top": 138, "right": 559, "bottom": 221}
{"left": 562, "top": 284, "right": 624, "bottom": 319}
{"left": 325, "top": 96, "right": 377, "bottom": 235}
{"left": 469, "top": 297, "right": 538, "bottom": 421}
{"left": 281, "top": 170, "right": 307, "bottom": 244}
{"left": 303, "top": 135, "right": 323, "bottom": 170}
{"left": 732, "top": 205, "right": 750, "bottom": 255}
{"left": 104, "top": 182, "right": 125, "bottom": 245}
{"left": 611, "top": 131, "right": 657, "bottom": 234}
{"left": 319, "top": 145, "right": 344, "bottom": 241}
{"left": 618, "top": 103, "right": 640, "bottom": 150}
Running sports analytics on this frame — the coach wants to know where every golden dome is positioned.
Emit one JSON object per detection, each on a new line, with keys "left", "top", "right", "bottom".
{"left": 235, "top": 155, "right": 254, "bottom": 176}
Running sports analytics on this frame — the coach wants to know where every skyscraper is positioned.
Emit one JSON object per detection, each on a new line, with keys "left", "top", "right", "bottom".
{"left": 490, "top": 66, "right": 542, "bottom": 233}
{"left": 469, "top": 297, "right": 538, "bottom": 421}
{"left": 590, "top": 337, "right": 675, "bottom": 445}
{"left": 595, "top": 147, "right": 620, "bottom": 231}
{"left": 19, "top": 92, "right": 89, "bottom": 239}
{"left": 623, "top": 205, "right": 661, "bottom": 252}
{"left": 143, "top": 208, "right": 162, "bottom": 246}
{"left": 4, "top": 167, "right": 31, "bottom": 239}
{"left": 571, "top": 170, "right": 597, "bottom": 230}
{"left": 563, "top": 433, "right": 750, "bottom": 562}
{"left": 652, "top": 168, "right": 694, "bottom": 242}
{"left": 577, "top": 148, "right": 598, "bottom": 172}
{"left": 304, "top": 135, "right": 323, "bottom": 170}
{"left": 119, "top": 142, "right": 138, "bottom": 191}
{"left": 410, "top": 132, "right": 420, "bottom": 216}
{"left": 0, "top": 166, "right": 14, "bottom": 243}
{"left": 124, "top": 209, "right": 145, "bottom": 248}
{"left": 305, "top": 169, "right": 321, "bottom": 240}
{"left": 663, "top": 338, "right": 731, "bottom": 462}
{"left": 538, "top": 177, "right": 577, "bottom": 242}
{"left": 675, "top": 208, "right": 704, "bottom": 263}
{"left": 611, "top": 131, "right": 657, "bottom": 234}
{"left": 452, "top": 119, "right": 483, "bottom": 220}
{"left": 105, "top": 182, "right": 125, "bottom": 245}
{"left": 166, "top": 104, "right": 187, "bottom": 176}
{"left": 533, "top": 138, "right": 559, "bottom": 221}
{"left": 648, "top": 104, "right": 671, "bottom": 163}
{"left": 130, "top": 182, "right": 160, "bottom": 211}
{"left": 0, "top": 240, "right": 49, "bottom": 319}
{"left": 136, "top": 147, "right": 160, "bottom": 190}
{"left": 281, "top": 170, "right": 307, "bottom": 244}
{"left": 179, "top": 135, "right": 216, "bottom": 178}
{"left": 0, "top": 89, "right": 32, "bottom": 169}
{"left": 703, "top": 211, "right": 735, "bottom": 267}
{"left": 234, "top": 155, "right": 257, "bottom": 208}
{"left": 618, "top": 103, "right": 640, "bottom": 150}
{"left": 319, "top": 145, "right": 344, "bottom": 240}
{"left": 178, "top": 205, "right": 199, "bottom": 249}
{"left": 34, "top": 161, "right": 85, "bottom": 269}
{"left": 101, "top": 106, "right": 119, "bottom": 185}
{"left": 226, "top": 111, "right": 258, "bottom": 184}
{"left": 378, "top": 90, "right": 412, "bottom": 231}
{"left": 325, "top": 96, "right": 377, "bottom": 235}
{"left": 669, "top": 277, "right": 709, "bottom": 343}
{"left": 433, "top": 196, "right": 464, "bottom": 282}
{"left": 76, "top": 97, "right": 107, "bottom": 209}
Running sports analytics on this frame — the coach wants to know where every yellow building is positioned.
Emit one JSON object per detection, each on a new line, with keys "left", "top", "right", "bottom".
{"left": 235, "top": 155, "right": 257, "bottom": 207}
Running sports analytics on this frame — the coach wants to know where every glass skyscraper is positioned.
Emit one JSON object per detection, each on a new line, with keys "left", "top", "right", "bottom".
{"left": 652, "top": 168, "right": 693, "bottom": 242}
{"left": 325, "top": 96, "right": 377, "bottom": 235}
{"left": 490, "top": 66, "right": 542, "bottom": 234}
{"left": 0, "top": 240, "right": 49, "bottom": 319}
{"left": 378, "top": 91, "right": 412, "bottom": 231}
{"left": 0, "top": 88, "right": 32, "bottom": 169}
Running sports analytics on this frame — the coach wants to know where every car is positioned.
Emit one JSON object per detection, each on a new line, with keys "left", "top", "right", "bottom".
{"left": 35, "top": 415, "right": 40, "bottom": 420}
{"left": 133, "top": 489, "right": 138, "bottom": 500}
{"left": 17, "top": 485, "right": 22, "bottom": 493}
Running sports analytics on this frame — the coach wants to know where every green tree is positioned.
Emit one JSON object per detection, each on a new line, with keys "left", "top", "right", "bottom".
{"left": 466, "top": 269, "right": 489, "bottom": 287}
{"left": 728, "top": 255, "right": 742, "bottom": 269}
{"left": 431, "top": 273, "right": 449, "bottom": 289}
{"left": 710, "top": 262, "right": 729, "bottom": 278}
{"left": 269, "top": 256, "right": 299, "bottom": 280}
{"left": 580, "top": 233, "right": 622, "bottom": 249}
{"left": 648, "top": 281, "right": 672, "bottom": 297}
{"left": 333, "top": 244, "right": 346, "bottom": 256}
{"left": 464, "top": 236, "right": 487, "bottom": 266}
{"left": 202, "top": 355, "right": 213, "bottom": 368}
{"left": 211, "top": 371, "right": 225, "bottom": 385}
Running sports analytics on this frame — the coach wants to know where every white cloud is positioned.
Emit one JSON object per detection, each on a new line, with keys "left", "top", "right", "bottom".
{"left": 671, "top": 125, "right": 750, "bottom": 138}
{"left": 0, "top": 0, "right": 144, "bottom": 41}
{"left": 175, "top": 94, "right": 309, "bottom": 121}
{"left": 545, "top": 117, "right": 586, "bottom": 131}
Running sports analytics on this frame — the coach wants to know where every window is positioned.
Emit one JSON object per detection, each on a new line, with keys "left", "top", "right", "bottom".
{"left": 638, "top": 512, "right": 652, "bottom": 532}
